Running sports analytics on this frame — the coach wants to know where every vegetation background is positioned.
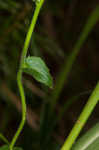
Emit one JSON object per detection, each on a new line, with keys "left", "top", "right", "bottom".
{"left": 0, "top": 0, "right": 99, "bottom": 149}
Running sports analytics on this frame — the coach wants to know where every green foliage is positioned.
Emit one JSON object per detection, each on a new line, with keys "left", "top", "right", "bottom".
{"left": 72, "top": 123, "right": 99, "bottom": 150}
{"left": 23, "top": 56, "right": 53, "bottom": 88}
{"left": 50, "top": 5, "right": 99, "bottom": 114}
{"left": 0, "top": 0, "right": 19, "bottom": 12}
{"left": 0, "top": 0, "right": 99, "bottom": 150}
{"left": 0, "top": 134, "right": 9, "bottom": 144}
{"left": 61, "top": 81, "right": 99, "bottom": 150}
{"left": 0, "top": 145, "right": 9, "bottom": 150}
{"left": 60, "top": 5, "right": 99, "bottom": 150}
{"left": 8, "top": 0, "right": 46, "bottom": 150}
{"left": 0, "top": 145, "right": 22, "bottom": 150}
{"left": 13, "top": 147, "right": 23, "bottom": 150}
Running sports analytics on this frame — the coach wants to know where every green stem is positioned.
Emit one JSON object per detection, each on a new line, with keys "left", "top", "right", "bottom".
{"left": 72, "top": 123, "right": 99, "bottom": 150}
{"left": 0, "top": 133, "right": 9, "bottom": 145}
{"left": 50, "top": 6, "right": 99, "bottom": 114}
{"left": 20, "top": 0, "right": 45, "bottom": 66}
{"left": 9, "top": 1, "right": 45, "bottom": 150}
{"left": 61, "top": 82, "right": 99, "bottom": 150}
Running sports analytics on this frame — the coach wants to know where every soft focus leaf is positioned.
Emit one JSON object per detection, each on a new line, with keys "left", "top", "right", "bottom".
{"left": 14, "top": 147, "right": 23, "bottom": 150}
{"left": 0, "top": 145, "right": 9, "bottom": 150}
{"left": 0, "top": 145, "right": 23, "bottom": 150}
{"left": 72, "top": 123, "right": 99, "bottom": 150}
{"left": 0, "top": 134, "right": 9, "bottom": 144}
{"left": 22, "top": 56, "right": 53, "bottom": 88}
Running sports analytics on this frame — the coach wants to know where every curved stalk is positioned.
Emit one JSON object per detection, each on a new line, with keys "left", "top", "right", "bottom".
{"left": 9, "top": 1, "right": 45, "bottom": 150}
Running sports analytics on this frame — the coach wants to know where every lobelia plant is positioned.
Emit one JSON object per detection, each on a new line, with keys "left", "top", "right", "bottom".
{"left": 0, "top": 1, "right": 99, "bottom": 150}
{"left": 0, "top": 0, "right": 53, "bottom": 150}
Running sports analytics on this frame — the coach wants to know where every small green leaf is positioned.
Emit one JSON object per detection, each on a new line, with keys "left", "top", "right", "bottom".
{"left": 22, "top": 56, "right": 53, "bottom": 88}
{"left": 0, "top": 145, "right": 23, "bottom": 150}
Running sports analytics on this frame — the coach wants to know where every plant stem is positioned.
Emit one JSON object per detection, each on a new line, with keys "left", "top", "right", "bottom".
{"left": 61, "top": 82, "right": 99, "bottom": 150}
{"left": 20, "top": 0, "right": 45, "bottom": 66}
{"left": 50, "top": 6, "right": 99, "bottom": 114}
{"left": 0, "top": 133, "right": 9, "bottom": 145}
{"left": 72, "top": 123, "right": 99, "bottom": 150}
{"left": 9, "top": 1, "right": 45, "bottom": 150}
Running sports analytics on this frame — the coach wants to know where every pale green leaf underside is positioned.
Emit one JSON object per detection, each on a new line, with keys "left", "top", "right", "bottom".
{"left": 0, "top": 145, "right": 23, "bottom": 150}
{"left": 72, "top": 123, "right": 99, "bottom": 150}
{"left": 22, "top": 56, "right": 53, "bottom": 88}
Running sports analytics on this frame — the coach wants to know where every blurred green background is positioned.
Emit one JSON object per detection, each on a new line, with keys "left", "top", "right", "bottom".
{"left": 0, "top": 0, "right": 99, "bottom": 150}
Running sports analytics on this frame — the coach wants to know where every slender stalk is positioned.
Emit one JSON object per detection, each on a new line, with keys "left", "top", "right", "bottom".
{"left": 39, "top": 91, "right": 91, "bottom": 147}
{"left": 50, "top": 6, "right": 99, "bottom": 114}
{"left": 72, "top": 123, "right": 99, "bottom": 150}
{"left": 61, "top": 82, "right": 99, "bottom": 150}
{"left": 20, "top": 0, "right": 45, "bottom": 66}
{"left": 9, "top": 1, "right": 45, "bottom": 150}
{"left": 0, "top": 133, "right": 9, "bottom": 144}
